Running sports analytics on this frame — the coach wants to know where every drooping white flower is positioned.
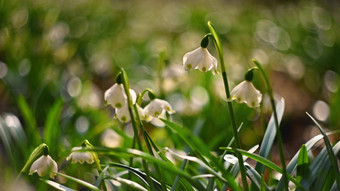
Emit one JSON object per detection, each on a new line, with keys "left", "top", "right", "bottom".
{"left": 104, "top": 83, "right": 136, "bottom": 108}
{"left": 183, "top": 47, "right": 218, "bottom": 75}
{"left": 144, "top": 98, "right": 175, "bottom": 118}
{"left": 29, "top": 155, "right": 58, "bottom": 178}
{"left": 230, "top": 81, "right": 262, "bottom": 108}
{"left": 66, "top": 147, "right": 94, "bottom": 164}
{"left": 115, "top": 104, "right": 131, "bottom": 123}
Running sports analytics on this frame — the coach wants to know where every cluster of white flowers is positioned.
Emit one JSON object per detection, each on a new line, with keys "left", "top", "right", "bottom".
{"left": 104, "top": 83, "right": 175, "bottom": 124}
{"left": 183, "top": 44, "right": 262, "bottom": 108}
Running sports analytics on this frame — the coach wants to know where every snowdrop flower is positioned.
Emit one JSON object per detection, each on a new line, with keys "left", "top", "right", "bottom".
{"left": 230, "top": 68, "right": 262, "bottom": 108}
{"left": 230, "top": 81, "right": 262, "bottom": 108}
{"left": 29, "top": 155, "right": 58, "bottom": 178}
{"left": 144, "top": 98, "right": 175, "bottom": 118}
{"left": 183, "top": 47, "right": 218, "bottom": 75}
{"left": 115, "top": 104, "right": 130, "bottom": 123}
{"left": 66, "top": 147, "right": 94, "bottom": 164}
{"left": 104, "top": 83, "right": 136, "bottom": 108}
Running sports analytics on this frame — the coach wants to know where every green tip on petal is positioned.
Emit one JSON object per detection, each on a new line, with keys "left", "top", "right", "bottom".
{"left": 186, "top": 64, "right": 192, "bottom": 70}
{"left": 115, "top": 103, "right": 122, "bottom": 108}
{"left": 121, "top": 116, "right": 127, "bottom": 122}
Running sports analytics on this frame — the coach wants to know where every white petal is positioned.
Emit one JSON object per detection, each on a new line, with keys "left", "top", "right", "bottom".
{"left": 116, "top": 105, "right": 131, "bottom": 123}
{"left": 183, "top": 47, "right": 204, "bottom": 71}
{"left": 104, "top": 84, "right": 126, "bottom": 108}
{"left": 129, "top": 89, "right": 137, "bottom": 104}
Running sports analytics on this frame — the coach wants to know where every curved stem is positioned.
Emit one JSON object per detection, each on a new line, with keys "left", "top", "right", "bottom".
{"left": 252, "top": 59, "right": 288, "bottom": 191}
{"left": 120, "top": 68, "right": 155, "bottom": 191}
{"left": 207, "top": 21, "right": 248, "bottom": 191}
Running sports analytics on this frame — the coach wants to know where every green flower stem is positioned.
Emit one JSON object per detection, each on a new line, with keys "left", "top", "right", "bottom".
{"left": 120, "top": 68, "right": 155, "bottom": 191}
{"left": 137, "top": 88, "right": 156, "bottom": 105}
{"left": 133, "top": 103, "right": 167, "bottom": 191}
{"left": 207, "top": 21, "right": 248, "bottom": 191}
{"left": 157, "top": 51, "right": 167, "bottom": 99}
{"left": 252, "top": 59, "right": 288, "bottom": 191}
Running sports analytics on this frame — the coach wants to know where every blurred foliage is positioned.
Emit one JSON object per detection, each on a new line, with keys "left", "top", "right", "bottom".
{"left": 0, "top": 0, "right": 339, "bottom": 190}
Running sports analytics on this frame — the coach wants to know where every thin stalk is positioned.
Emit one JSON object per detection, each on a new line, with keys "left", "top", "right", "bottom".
{"left": 252, "top": 59, "right": 288, "bottom": 191}
{"left": 207, "top": 21, "right": 248, "bottom": 191}
{"left": 133, "top": 103, "right": 167, "bottom": 191}
{"left": 120, "top": 68, "right": 155, "bottom": 191}
{"left": 127, "top": 137, "right": 136, "bottom": 191}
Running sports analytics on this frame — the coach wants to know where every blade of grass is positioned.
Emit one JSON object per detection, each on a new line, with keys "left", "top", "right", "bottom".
{"left": 105, "top": 175, "right": 148, "bottom": 191}
{"left": 90, "top": 147, "right": 206, "bottom": 190}
{"left": 109, "top": 162, "right": 162, "bottom": 190}
{"left": 255, "top": 98, "right": 285, "bottom": 174}
{"left": 298, "top": 141, "right": 340, "bottom": 190}
{"left": 220, "top": 147, "right": 304, "bottom": 190}
{"left": 306, "top": 112, "right": 340, "bottom": 189}
{"left": 41, "top": 179, "right": 76, "bottom": 191}
{"left": 296, "top": 145, "right": 309, "bottom": 182}
{"left": 43, "top": 99, "right": 63, "bottom": 150}
{"left": 55, "top": 172, "right": 101, "bottom": 191}
{"left": 276, "top": 130, "right": 340, "bottom": 190}
{"left": 17, "top": 95, "right": 40, "bottom": 145}
{"left": 161, "top": 119, "right": 241, "bottom": 191}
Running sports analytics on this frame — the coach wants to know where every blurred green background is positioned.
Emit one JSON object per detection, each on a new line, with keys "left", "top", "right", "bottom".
{"left": 0, "top": 0, "right": 339, "bottom": 190}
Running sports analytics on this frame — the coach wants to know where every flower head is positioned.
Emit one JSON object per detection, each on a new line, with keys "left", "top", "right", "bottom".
{"left": 115, "top": 104, "right": 131, "bottom": 123}
{"left": 183, "top": 47, "right": 218, "bottom": 75}
{"left": 144, "top": 98, "right": 175, "bottom": 118}
{"left": 230, "top": 80, "right": 262, "bottom": 108}
{"left": 29, "top": 155, "right": 58, "bottom": 178}
{"left": 104, "top": 83, "right": 136, "bottom": 108}
{"left": 66, "top": 147, "right": 94, "bottom": 164}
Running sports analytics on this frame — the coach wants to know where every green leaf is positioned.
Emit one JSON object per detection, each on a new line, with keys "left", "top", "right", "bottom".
{"left": 298, "top": 140, "right": 340, "bottom": 190}
{"left": 255, "top": 98, "right": 285, "bottom": 174}
{"left": 306, "top": 112, "right": 340, "bottom": 189}
{"left": 245, "top": 163, "right": 269, "bottom": 191}
{"left": 161, "top": 119, "right": 241, "bottom": 191}
{"left": 41, "top": 179, "right": 76, "bottom": 191}
{"left": 276, "top": 130, "right": 340, "bottom": 190}
{"left": 296, "top": 145, "right": 309, "bottom": 181}
{"left": 43, "top": 99, "right": 63, "bottom": 148}
{"left": 220, "top": 147, "right": 304, "bottom": 190}
{"left": 17, "top": 95, "right": 40, "bottom": 145}
{"left": 55, "top": 172, "right": 101, "bottom": 191}
{"left": 105, "top": 175, "right": 149, "bottom": 191}
{"left": 89, "top": 147, "right": 206, "bottom": 191}
{"left": 109, "top": 162, "right": 162, "bottom": 190}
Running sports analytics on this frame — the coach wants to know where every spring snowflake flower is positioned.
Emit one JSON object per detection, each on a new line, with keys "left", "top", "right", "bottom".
{"left": 29, "top": 155, "right": 58, "bottom": 178}
{"left": 230, "top": 81, "right": 262, "bottom": 108}
{"left": 66, "top": 147, "right": 94, "bottom": 164}
{"left": 144, "top": 98, "right": 175, "bottom": 118}
{"left": 183, "top": 47, "right": 218, "bottom": 75}
{"left": 115, "top": 104, "right": 130, "bottom": 123}
{"left": 104, "top": 83, "right": 136, "bottom": 108}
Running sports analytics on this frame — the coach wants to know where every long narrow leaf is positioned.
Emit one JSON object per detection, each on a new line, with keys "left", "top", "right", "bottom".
{"left": 89, "top": 147, "right": 206, "bottom": 191}
{"left": 161, "top": 119, "right": 241, "bottom": 191}
{"left": 276, "top": 130, "right": 340, "bottom": 190}
{"left": 55, "top": 172, "right": 101, "bottom": 191}
{"left": 41, "top": 179, "right": 76, "bottom": 191}
{"left": 44, "top": 99, "right": 63, "bottom": 148}
{"left": 306, "top": 112, "right": 340, "bottom": 189}
{"left": 255, "top": 98, "right": 285, "bottom": 174}
{"left": 298, "top": 141, "right": 340, "bottom": 190}
{"left": 220, "top": 147, "right": 304, "bottom": 190}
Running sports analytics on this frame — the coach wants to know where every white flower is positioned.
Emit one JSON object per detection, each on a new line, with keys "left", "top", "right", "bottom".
{"left": 230, "top": 81, "right": 262, "bottom": 108}
{"left": 144, "top": 98, "right": 175, "bottom": 118}
{"left": 66, "top": 147, "right": 94, "bottom": 164}
{"left": 104, "top": 83, "right": 136, "bottom": 108}
{"left": 115, "top": 104, "right": 131, "bottom": 123}
{"left": 29, "top": 155, "right": 58, "bottom": 178}
{"left": 183, "top": 47, "right": 218, "bottom": 75}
